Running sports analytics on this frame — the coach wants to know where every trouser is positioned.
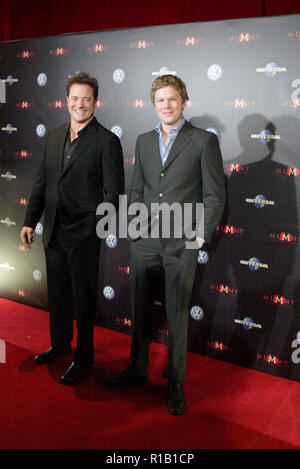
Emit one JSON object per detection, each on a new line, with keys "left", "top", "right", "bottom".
{"left": 129, "top": 237, "right": 198, "bottom": 383}
{"left": 44, "top": 227, "right": 101, "bottom": 366}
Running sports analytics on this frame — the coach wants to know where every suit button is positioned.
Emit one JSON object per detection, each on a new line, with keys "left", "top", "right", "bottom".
{"left": 159, "top": 193, "right": 163, "bottom": 198}
{"left": 160, "top": 172, "right": 165, "bottom": 177}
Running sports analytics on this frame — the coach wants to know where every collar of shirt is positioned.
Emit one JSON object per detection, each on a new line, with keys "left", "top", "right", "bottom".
{"left": 155, "top": 119, "right": 185, "bottom": 165}
{"left": 67, "top": 116, "right": 97, "bottom": 140}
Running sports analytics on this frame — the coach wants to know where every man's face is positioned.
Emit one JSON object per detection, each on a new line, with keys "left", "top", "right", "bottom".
{"left": 67, "top": 84, "right": 97, "bottom": 126}
{"left": 154, "top": 85, "right": 186, "bottom": 129}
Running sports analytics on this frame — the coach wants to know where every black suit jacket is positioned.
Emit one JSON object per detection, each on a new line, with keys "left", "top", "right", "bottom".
{"left": 24, "top": 117, "right": 124, "bottom": 245}
{"left": 129, "top": 120, "right": 225, "bottom": 245}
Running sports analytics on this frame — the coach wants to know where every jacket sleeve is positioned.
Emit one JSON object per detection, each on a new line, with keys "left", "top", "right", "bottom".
{"left": 23, "top": 135, "right": 48, "bottom": 228}
{"left": 102, "top": 133, "right": 124, "bottom": 210}
{"left": 201, "top": 132, "right": 226, "bottom": 244}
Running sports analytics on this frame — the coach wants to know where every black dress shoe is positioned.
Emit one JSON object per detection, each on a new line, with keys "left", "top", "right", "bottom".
{"left": 102, "top": 365, "right": 147, "bottom": 389}
{"left": 167, "top": 381, "right": 186, "bottom": 416}
{"left": 60, "top": 361, "right": 91, "bottom": 385}
{"left": 34, "top": 344, "right": 72, "bottom": 365}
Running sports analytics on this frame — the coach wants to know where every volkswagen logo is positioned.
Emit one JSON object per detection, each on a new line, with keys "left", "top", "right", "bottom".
{"left": 103, "top": 286, "right": 115, "bottom": 299}
{"left": 190, "top": 305, "right": 204, "bottom": 321}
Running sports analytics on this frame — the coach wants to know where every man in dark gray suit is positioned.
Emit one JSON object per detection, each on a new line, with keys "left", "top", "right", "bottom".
{"left": 20, "top": 72, "right": 124, "bottom": 384}
{"left": 103, "top": 74, "right": 225, "bottom": 415}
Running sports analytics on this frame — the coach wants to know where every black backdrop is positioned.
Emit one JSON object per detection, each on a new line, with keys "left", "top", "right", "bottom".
{"left": 1, "top": 13, "right": 300, "bottom": 381}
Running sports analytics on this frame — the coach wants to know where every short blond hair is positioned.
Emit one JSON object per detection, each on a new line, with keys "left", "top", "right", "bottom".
{"left": 150, "top": 74, "right": 189, "bottom": 104}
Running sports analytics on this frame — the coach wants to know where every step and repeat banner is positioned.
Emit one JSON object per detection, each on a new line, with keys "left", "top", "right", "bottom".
{"left": 1, "top": 14, "right": 300, "bottom": 381}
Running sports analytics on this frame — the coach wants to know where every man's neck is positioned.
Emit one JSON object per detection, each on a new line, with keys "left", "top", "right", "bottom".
{"left": 70, "top": 115, "right": 94, "bottom": 139}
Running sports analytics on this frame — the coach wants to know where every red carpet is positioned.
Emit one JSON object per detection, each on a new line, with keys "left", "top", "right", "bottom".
{"left": 0, "top": 297, "right": 300, "bottom": 450}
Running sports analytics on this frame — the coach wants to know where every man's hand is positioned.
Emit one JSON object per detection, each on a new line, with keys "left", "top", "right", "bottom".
{"left": 20, "top": 226, "right": 34, "bottom": 249}
{"left": 197, "top": 238, "right": 204, "bottom": 249}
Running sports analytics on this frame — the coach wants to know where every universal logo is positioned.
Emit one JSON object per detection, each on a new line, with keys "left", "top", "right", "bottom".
{"left": 251, "top": 130, "right": 281, "bottom": 143}
{"left": 256, "top": 63, "right": 287, "bottom": 77}
{"left": 234, "top": 317, "right": 262, "bottom": 330}
{"left": 240, "top": 257, "right": 269, "bottom": 271}
{"left": 245, "top": 194, "right": 275, "bottom": 208}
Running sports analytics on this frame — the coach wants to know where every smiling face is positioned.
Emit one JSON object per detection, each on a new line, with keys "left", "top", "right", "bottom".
{"left": 154, "top": 85, "right": 186, "bottom": 131}
{"left": 67, "top": 83, "right": 97, "bottom": 128}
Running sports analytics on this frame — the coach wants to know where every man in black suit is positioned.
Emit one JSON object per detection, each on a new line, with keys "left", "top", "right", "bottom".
{"left": 20, "top": 72, "right": 124, "bottom": 384}
{"left": 103, "top": 74, "right": 225, "bottom": 415}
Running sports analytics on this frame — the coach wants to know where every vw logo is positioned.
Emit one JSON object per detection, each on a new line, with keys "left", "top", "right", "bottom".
{"left": 103, "top": 286, "right": 115, "bottom": 299}
{"left": 35, "top": 223, "right": 43, "bottom": 235}
{"left": 190, "top": 305, "right": 204, "bottom": 321}
{"left": 33, "top": 269, "right": 42, "bottom": 282}
{"left": 106, "top": 234, "right": 117, "bottom": 248}
{"left": 37, "top": 73, "right": 47, "bottom": 86}
{"left": 207, "top": 64, "right": 223, "bottom": 81}
{"left": 36, "top": 124, "right": 46, "bottom": 137}
{"left": 111, "top": 125, "right": 122, "bottom": 138}
{"left": 113, "top": 69, "right": 125, "bottom": 83}
{"left": 198, "top": 250, "right": 209, "bottom": 264}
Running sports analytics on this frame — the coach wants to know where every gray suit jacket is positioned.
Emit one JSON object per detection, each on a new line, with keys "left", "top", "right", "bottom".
{"left": 129, "top": 120, "right": 225, "bottom": 245}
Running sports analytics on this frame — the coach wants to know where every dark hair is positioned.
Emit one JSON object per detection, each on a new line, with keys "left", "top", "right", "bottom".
{"left": 150, "top": 74, "right": 189, "bottom": 104}
{"left": 66, "top": 72, "right": 98, "bottom": 100}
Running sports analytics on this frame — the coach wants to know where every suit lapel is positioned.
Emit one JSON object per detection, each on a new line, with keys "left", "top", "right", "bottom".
{"left": 55, "top": 123, "right": 68, "bottom": 178}
{"left": 150, "top": 130, "right": 163, "bottom": 169}
{"left": 162, "top": 121, "right": 193, "bottom": 170}
{"left": 59, "top": 118, "right": 99, "bottom": 178}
